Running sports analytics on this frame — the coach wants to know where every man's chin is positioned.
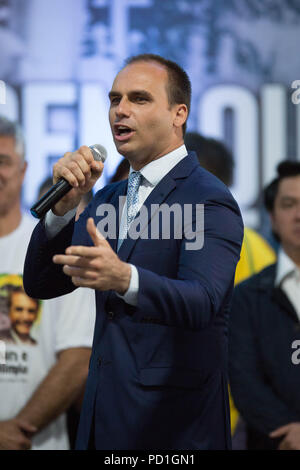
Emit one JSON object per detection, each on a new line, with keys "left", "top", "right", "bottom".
{"left": 115, "top": 141, "right": 136, "bottom": 159}
{"left": 15, "top": 329, "right": 31, "bottom": 338}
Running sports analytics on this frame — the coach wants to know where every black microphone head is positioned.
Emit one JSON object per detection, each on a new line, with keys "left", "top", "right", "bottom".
{"left": 89, "top": 144, "right": 107, "bottom": 163}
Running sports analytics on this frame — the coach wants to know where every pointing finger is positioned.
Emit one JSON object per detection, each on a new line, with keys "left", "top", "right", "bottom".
{"left": 87, "top": 218, "right": 105, "bottom": 246}
{"left": 270, "top": 425, "right": 291, "bottom": 437}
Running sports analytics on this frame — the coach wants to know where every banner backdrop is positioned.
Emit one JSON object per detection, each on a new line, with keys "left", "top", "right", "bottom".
{"left": 0, "top": 0, "right": 300, "bottom": 227}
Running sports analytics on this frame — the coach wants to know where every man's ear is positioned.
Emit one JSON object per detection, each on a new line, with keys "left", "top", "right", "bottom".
{"left": 173, "top": 104, "right": 188, "bottom": 130}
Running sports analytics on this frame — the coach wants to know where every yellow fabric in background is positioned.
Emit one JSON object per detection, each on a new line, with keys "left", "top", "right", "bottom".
{"left": 234, "top": 227, "right": 276, "bottom": 285}
{"left": 230, "top": 227, "right": 276, "bottom": 434}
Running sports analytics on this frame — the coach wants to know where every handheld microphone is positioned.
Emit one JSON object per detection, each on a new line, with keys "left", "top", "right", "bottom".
{"left": 30, "top": 144, "right": 107, "bottom": 219}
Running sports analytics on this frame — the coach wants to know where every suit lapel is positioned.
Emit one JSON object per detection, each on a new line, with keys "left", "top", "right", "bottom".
{"left": 117, "top": 152, "right": 199, "bottom": 262}
{"left": 117, "top": 174, "right": 176, "bottom": 261}
{"left": 271, "top": 287, "right": 300, "bottom": 323}
{"left": 99, "top": 180, "right": 127, "bottom": 253}
{"left": 258, "top": 264, "right": 300, "bottom": 323}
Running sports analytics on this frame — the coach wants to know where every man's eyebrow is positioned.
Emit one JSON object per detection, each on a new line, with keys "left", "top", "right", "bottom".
{"left": 280, "top": 196, "right": 299, "bottom": 203}
{"left": 129, "top": 90, "right": 153, "bottom": 99}
{"left": 0, "top": 153, "right": 11, "bottom": 160}
{"left": 108, "top": 90, "right": 153, "bottom": 100}
{"left": 108, "top": 91, "right": 121, "bottom": 99}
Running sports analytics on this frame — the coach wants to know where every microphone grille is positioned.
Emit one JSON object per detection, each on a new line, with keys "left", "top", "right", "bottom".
{"left": 89, "top": 144, "right": 107, "bottom": 163}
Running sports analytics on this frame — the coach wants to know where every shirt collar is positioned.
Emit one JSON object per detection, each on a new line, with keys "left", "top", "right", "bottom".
{"left": 129, "top": 144, "right": 188, "bottom": 187}
{"left": 275, "top": 248, "right": 299, "bottom": 285}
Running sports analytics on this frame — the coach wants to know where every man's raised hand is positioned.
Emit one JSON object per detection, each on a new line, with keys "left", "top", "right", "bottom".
{"left": 53, "top": 218, "right": 131, "bottom": 294}
{"left": 52, "top": 146, "right": 104, "bottom": 216}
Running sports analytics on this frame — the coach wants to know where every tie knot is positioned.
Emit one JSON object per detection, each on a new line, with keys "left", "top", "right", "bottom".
{"left": 128, "top": 170, "right": 142, "bottom": 187}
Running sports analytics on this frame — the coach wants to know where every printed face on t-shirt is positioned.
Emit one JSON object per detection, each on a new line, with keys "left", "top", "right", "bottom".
{"left": 9, "top": 292, "right": 39, "bottom": 340}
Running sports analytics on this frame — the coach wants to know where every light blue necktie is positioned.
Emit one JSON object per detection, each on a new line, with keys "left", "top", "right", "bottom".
{"left": 118, "top": 171, "right": 143, "bottom": 250}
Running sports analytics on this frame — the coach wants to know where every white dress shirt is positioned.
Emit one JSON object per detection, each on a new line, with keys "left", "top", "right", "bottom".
{"left": 45, "top": 144, "right": 188, "bottom": 306}
{"left": 275, "top": 248, "right": 300, "bottom": 321}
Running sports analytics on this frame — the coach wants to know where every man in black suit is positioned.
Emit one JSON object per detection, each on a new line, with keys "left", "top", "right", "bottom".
{"left": 229, "top": 161, "right": 300, "bottom": 450}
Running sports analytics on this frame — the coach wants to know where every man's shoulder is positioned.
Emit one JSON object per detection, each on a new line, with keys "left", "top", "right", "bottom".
{"left": 21, "top": 212, "right": 38, "bottom": 231}
{"left": 185, "top": 157, "right": 236, "bottom": 202}
{"left": 235, "top": 263, "right": 277, "bottom": 293}
{"left": 186, "top": 165, "right": 243, "bottom": 225}
{"left": 2, "top": 212, "right": 37, "bottom": 241}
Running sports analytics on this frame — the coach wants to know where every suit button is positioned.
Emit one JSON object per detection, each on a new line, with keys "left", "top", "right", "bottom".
{"left": 108, "top": 311, "right": 115, "bottom": 319}
{"left": 98, "top": 356, "right": 102, "bottom": 366}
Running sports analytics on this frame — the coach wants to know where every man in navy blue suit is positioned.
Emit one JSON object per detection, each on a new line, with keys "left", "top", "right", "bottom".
{"left": 23, "top": 54, "right": 243, "bottom": 450}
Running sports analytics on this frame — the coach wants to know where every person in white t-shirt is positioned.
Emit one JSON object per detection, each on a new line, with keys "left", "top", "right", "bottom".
{"left": 0, "top": 116, "right": 96, "bottom": 450}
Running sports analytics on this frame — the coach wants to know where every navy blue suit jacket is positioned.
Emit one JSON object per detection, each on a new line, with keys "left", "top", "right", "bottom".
{"left": 229, "top": 263, "right": 300, "bottom": 449}
{"left": 23, "top": 152, "right": 243, "bottom": 450}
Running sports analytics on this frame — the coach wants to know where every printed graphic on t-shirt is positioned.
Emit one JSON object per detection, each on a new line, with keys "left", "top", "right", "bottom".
{"left": 0, "top": 274, "right": 42, "bottom": 346}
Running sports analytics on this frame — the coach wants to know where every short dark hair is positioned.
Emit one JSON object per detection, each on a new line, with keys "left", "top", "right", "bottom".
{"left": 125, "top": 54, "right": 191, "bottom": 136}
{"left": 264, "top": 160, "right": 300, "bottom": 213}
{"left": 184, "top": 132, "right": 234, "bottom": 186}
